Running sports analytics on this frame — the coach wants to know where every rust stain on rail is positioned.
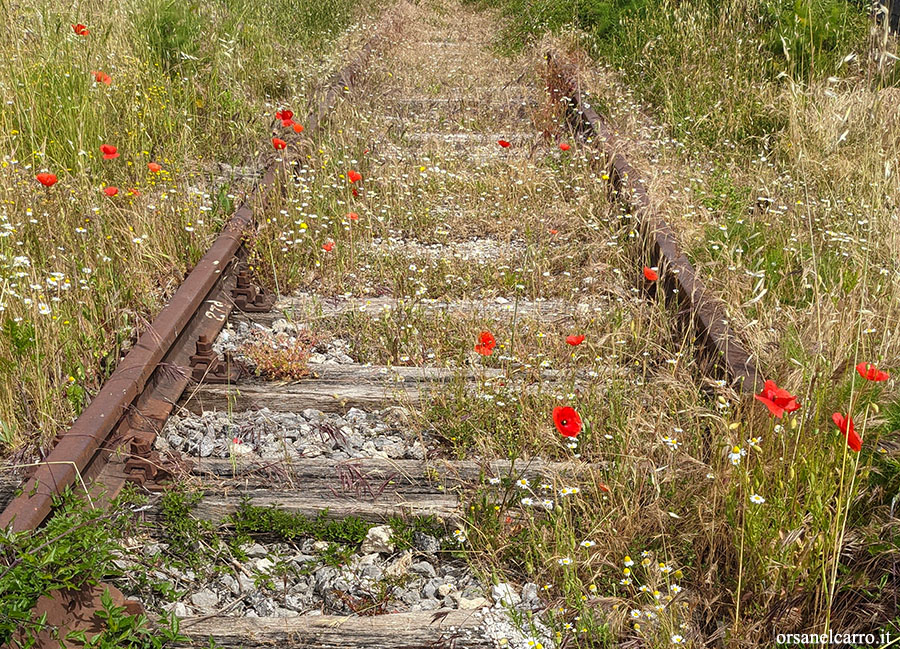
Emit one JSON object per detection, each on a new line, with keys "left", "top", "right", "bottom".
{"left": 547, "top": 54, "right": 760, "bottom": 394}
{"left": 0, "top": 9, "right": 406, "bottom": 534}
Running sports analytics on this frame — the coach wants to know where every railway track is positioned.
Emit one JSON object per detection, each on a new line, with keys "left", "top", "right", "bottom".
{"left": 2, "top": 1, "right": 762, "bottom": 647}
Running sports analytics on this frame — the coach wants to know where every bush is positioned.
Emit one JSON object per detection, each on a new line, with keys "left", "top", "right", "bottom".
{"left": 133, "top": 0, "right": 208, "bottom": 74}
{"left": 762, "top": 0, "right": 869, "bottom": 80}
{"left": 464, "top": 0, "right": 645, "bottom": 51}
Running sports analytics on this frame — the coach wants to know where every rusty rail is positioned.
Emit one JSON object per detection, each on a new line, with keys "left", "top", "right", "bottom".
{"left": 0, "top": 10, "right": 404, "bottom": 534}
{"left": 547, "top": 55, "right": 760, "bottom": 394}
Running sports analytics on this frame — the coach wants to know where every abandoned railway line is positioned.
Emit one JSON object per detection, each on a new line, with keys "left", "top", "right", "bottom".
{"left": 2, "top": 2, "right": 764, "bottom": 647}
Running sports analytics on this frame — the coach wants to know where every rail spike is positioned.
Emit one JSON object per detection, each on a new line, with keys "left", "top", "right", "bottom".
{"left": 232, "top": 264, "right": 275, "bottom": 312}
{"left": 189, "top": 334, "right": 245, "bottom": 384}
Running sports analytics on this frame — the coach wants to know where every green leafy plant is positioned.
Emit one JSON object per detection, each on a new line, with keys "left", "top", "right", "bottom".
{"left": 387, "top": 515, "right": 446, "bottom": 551}
{"left": 228, "top": 500, "right": 371, "bottom": 550}
{"left": 158, "top": 487, "right": 221, "bottom": 571}
{"left": 2, "top": 318, "right": 36, "bottom": 357}
{"left": 71, "top": 590, "right": 187, "bottom": 649}
{"left": 0, "top": 490, "right": 159, "bottom": 647}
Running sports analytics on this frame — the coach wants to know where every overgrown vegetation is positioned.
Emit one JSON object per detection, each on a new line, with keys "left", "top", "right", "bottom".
{"left": 467, "top": 0, "right": 646, "bottom": 53}
{"left": 228, "top": 500, "right": 372, "bottom": 550}
{"left": 0, "top": 490, "right": 186, "bottom": 648}
{"left": 3, "top": 0, "right": 899, "bottom": 646}
{"left": 238, "top": 328, "right": 317, "bottom": 380}
{"left": 436, "top": 0, "right": 900, "bottom": 645}
{"left": 228, "top": 499, "right": 447, "bottom": 554}
{"left": 158, "top": 487, "right": 222, "bottom": 572}
{"left": 470, "top": 0, "right": 873, "bottom": 146}
{"left": 0, "top": 0, "right": 367, "bottom": 454}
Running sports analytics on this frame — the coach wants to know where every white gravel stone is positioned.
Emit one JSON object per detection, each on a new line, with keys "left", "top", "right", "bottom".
{"left": 244, "top": 543, "right": 268, "bottom": 558}
{"left": 521, "top": 582, "right": 540, "bottom": 606}
{"left": 164, "top": 601, "right": 190, "bottom": 617}
{"left": 413, "top": 532, "right": 440, "bottom": 553}
{"left": 492, "top": 583, "right": 521, "bottom": 607}
{"left": 459, "top": 596, "right": 489, "bottom": 610}
{"left": 360, "top": 525, "right": 394, "bottom": 554}
{"left": 385, "top": 551, "right": 413, "bottom": 578}
{"left": 284, "top": 594, "right": 306, "bottom": 611}
{"left": 272, "top": 319, "right": 297, "bottom": 335}
{"left": 221, "top": 574, "right": 240, "bottom": 596}
{"left": 190, "top": 588, "right": 219, "bottom": 611}
{"left": 164, "top": 406, "right": 430, "bottom": 463}
{"left": 411, "top": 561, "right": 436, "bottom": 578}
{"left": 237, "top": 572, "right": 255, "bottom": 592}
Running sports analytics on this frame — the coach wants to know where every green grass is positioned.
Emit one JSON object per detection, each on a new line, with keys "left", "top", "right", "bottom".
{"left": 0, "top": 0, "right": 366, "bottom": 453}
{"left": 473, "top": 0, "right": 871, "bottom": 148}
{"left": 228, "top": 499, "right": 448, "bottom": 557}
{"left": 158, "top": 487, "right": 223, "bottom": 571}
{"left": 465, "top": 0, "right": 646, "bottom": 53}
{"left": 3, "top": 0, "right": 898, "bottom": 645}
{"left": 228, "top": 500, "right": 373, "bottom": 549}
{"left": 0, "top": 489, "right": 187, "bottom": 648}
{"left": 440, "top": 0, "right": 900, "bottom": 643}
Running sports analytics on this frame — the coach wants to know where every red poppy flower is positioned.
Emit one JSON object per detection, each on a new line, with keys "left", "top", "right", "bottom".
{"left": 275, "top": 109, "right": 293, "bottom": 121}
{"left": 643, "top": 266, "right": 659, "bottom": 281}
{"left": 497, "top": 140, "right": 511, "bottom": 148}
{"left": 553, "top": 406, "right": 582, "bottom": 438}
{"left": 280, "top": 119, "right": 293, "bottom": 128}
{"left": 351, "top": 188, "right": 359, "bottom": 197}
{"left": 292, "top": 123, "right": 304, "bottom": 133}
{"left": 72, "top": 23, "right": 89, "bottom": 36}
{"left": 148, "top": 162, "right": 161, "bottom": 173}
{"left": 92, "top": 71, "right": 111, "bottom": 85}
{"left": 566, "top": 334, "right": 585, "bottom": 346}
{"left": 127, "top": 188, "right": 140, "bottom": 196}
{"left": 272, "top": 137, "right": 287, "bottom": 150}
{"left": 856, "top": 362, "right": 889, "bottom": 382}
{"left": 100, "top": 144, "right": 119, "bottom": 160}
{"left": 348, "top": 212, "right": 359, "bottom": 221}
{"left": 348, "top": 170, "right": 362, "bottom": 183}
{"left": 36, "top": 173, "right": 58, "bottom": 187}
{"left": 475, "top": 330, "right": 496, "bottom": 356}
{"left": 102, "top": 186, "right": 118, "bottom": 197}
{"left": 559, "top": 143, "right": 570, "bottom": 151}
{"left": 754, "top": 379, "right": 801, "bottom": 418}
{"left": 832, "top": 412, "right": 861, "bottom": 452}
{"left": 322, "top": 241, "right": 334, "bottom": 252}
{"left": 598, "top": 483, "right": 610, "bottom": 493}
{"left": 549, "top": 229, "right": 558, "bottom": 235}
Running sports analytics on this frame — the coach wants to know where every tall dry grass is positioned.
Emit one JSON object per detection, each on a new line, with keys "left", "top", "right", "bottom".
{"left": 451, "top": 0, "right": 900, "bottom": 644}
{"left": 0, "top": 0, "right": 370, "bottom": 452}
